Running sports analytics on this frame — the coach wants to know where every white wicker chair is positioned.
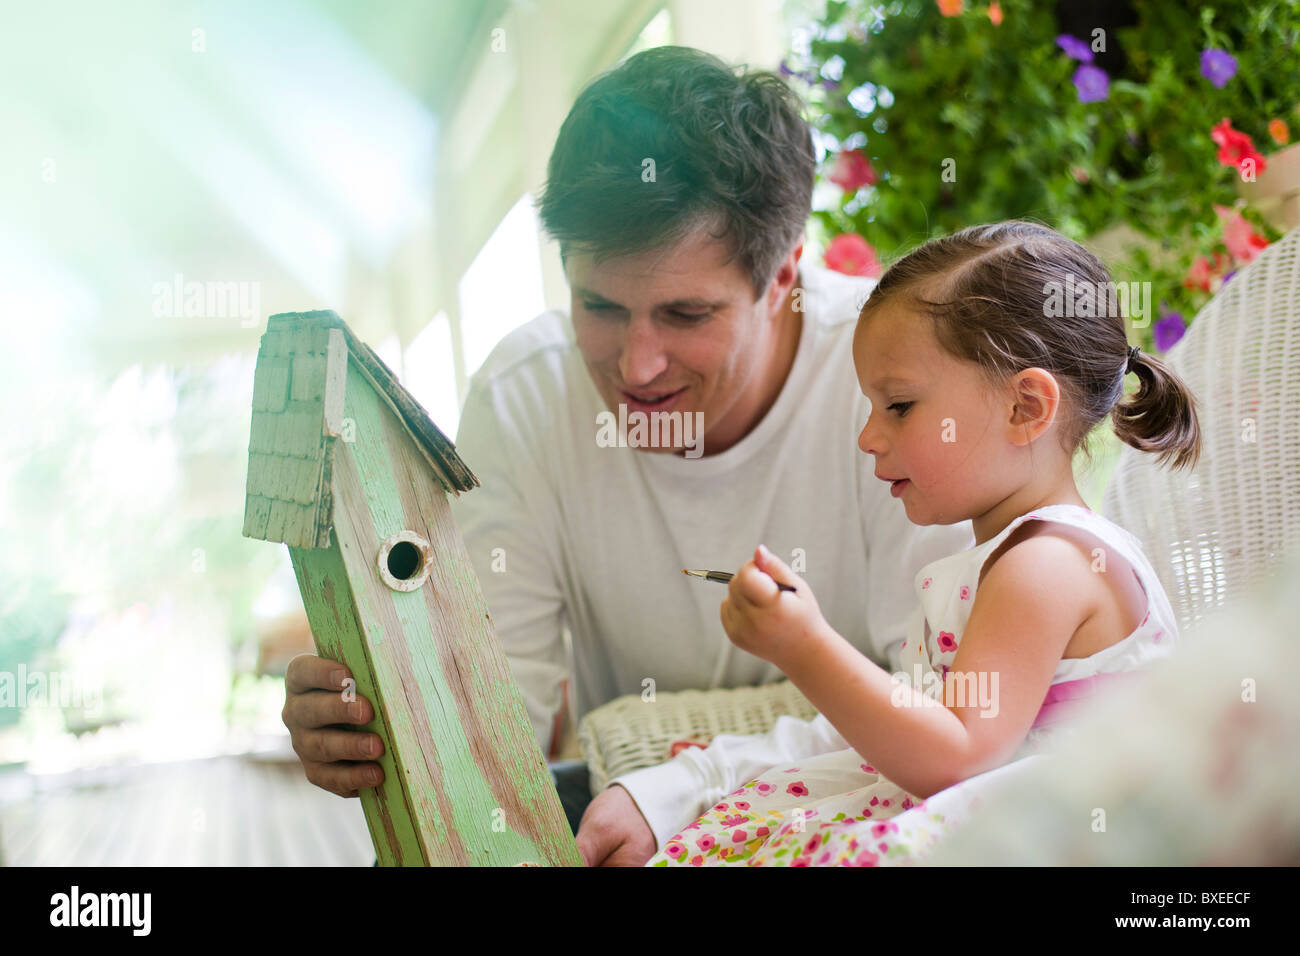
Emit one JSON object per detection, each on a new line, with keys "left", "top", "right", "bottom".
{"left": 1103, "top": 226, "right": 1300, "bottom": 637}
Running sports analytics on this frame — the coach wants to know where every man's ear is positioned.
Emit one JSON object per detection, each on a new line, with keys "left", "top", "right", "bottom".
{"left": 1006, "top": 368, "right": 1060, "bottom": 446}
{"left": 767, "top": 240, "right": 805, "bottom": 314}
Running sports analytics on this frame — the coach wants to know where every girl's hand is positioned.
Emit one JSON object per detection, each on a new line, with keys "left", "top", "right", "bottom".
{"left": 720, "top": 545, "right": 829, "bottom": 668}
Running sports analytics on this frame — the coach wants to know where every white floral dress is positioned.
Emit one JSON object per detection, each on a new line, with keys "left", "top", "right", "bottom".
{"left": 646, "top": 505, "right": 1178, "bottom": 867}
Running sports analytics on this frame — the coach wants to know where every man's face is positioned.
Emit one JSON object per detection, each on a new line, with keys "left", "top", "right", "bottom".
{"left": 567, "top": 227, "right": 793, "bottom": 456}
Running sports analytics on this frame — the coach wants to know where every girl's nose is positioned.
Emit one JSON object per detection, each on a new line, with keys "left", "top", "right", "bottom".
{"left": 618, "top": 314, "right": 669, "bottom": 386}
{"left": 858, "top": 414, "right": 886, "bottom": 456}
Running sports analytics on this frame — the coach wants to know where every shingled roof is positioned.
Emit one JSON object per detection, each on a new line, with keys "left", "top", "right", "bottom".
{"left": 242, "top": 310, "right": 478, "bottom": 548}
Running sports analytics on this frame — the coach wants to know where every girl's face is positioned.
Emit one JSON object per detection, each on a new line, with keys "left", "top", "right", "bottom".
{"left": 852, "top": 300, "right": 1019, "bottom": 528}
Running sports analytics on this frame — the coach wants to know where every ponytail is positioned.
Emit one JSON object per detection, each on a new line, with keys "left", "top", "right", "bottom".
{"left": 1111, "top": 347, "right": 1202, "bottom": 471}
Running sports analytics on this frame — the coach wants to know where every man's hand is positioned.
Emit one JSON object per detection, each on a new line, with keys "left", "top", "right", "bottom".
{"left": 282, "top": 653, "right": 385, "bottom": 797}
{"left": 575, "top": 785, "right": 657, "bottom": 867}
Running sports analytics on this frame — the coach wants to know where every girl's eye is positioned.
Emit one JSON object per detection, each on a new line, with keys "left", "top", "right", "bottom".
{"left": 887, "top": 401, "right": 913, "bottom": 416}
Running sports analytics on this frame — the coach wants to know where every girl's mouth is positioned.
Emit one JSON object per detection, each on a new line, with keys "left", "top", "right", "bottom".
{"left": 890, "top": 479, "right": 910, "bottom": 498}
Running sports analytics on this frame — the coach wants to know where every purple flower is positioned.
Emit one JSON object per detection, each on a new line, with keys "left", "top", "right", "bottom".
{"left": 1154, "top": 313, "right": 1187, "bottom": 352}
{"left": 1056, "top": 34, "right": 1094, "bottom": 62}
{"left": 1200, "top": 48, "right": 1238, "bottom": 88}
{"left": 1072, "top": 64, "right": 1110, "bottom": 103}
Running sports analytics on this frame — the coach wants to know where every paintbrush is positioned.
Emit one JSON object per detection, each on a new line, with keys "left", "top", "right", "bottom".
{"left": 682, "top": 569, "right": 797, "bottom": 593}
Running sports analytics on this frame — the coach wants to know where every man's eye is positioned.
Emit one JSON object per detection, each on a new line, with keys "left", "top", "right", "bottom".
{"left": 583, "top": 302, "right": 614, "bottom": 312}
{"left": 671, "top": 310, "right": 711, "bottom": 320}
{"left": 887, "top": 401, "right": 913, "bottom": 416}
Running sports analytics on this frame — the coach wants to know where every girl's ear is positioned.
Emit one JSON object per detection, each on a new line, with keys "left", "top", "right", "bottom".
{"left": 1006, "top": 368, "right": 1061, "bottom": 446}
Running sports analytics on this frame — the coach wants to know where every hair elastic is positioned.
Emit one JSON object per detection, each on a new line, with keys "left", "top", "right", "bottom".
{"left": 1126, "top": 345, "right": 1141, "bottom": 373}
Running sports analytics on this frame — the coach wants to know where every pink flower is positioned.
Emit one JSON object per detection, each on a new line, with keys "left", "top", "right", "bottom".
{"left": 901, "top": 797, "right": 913, "bottom": 810}
{"left": 734, "top": 801, "right": 750, "bottom": 811}
{"left": 731, "top": 828, "right": 749, "bottom": 843}
{"left": 824, "top": 234, "right": 882, "bottom": 278}
{"left": 959, "top": 586, "right": 971, "bottom": 600}
{"left": 1183, "top": 251, "right": 1231, "bottom": 293}
{"left": 689, "top": 854, "right": 704, "bottom": 867}
{"left": 854, "top": 850, "right": 880, "bottom": 866}
{"left": 1211, "top": 119, "right": 1268, "bottom": 174}
{"left": 938, "top": 631, "right": 958, "bottom": 652}
{"left": 921, "top": 577, "right": 932, "bottom": 589}
{"left": 817, "top": 850, "right": 833, "bottom": 865}
{"left": 787, "top": 781, "right": 810, "bottom": 797}
{"left": 1215, "top": 205, "right": 1270, "bottom": 264}
{"left": 806, "top": 833, "right": 823, "bottom": 853}
{"left": 791, "top": 857, "right": 811, "bottom": 866}
{"left": 696, "top": 834, "right": 716, "bottom": 851}
{"left": 756, "top": 826, "right": 771, "bottom": 838}
{"left": 665, "top": 842, "right": 686, "bottom": 859}
{"left": 721, "top": 813, "right": 748, "bottom": 827}
{"left": 860, "top": 763, "right": 876, "bottom": 773}
{"left": 754, "top": 782, "right": 776, "bottom": 796}
{"left": 827, "top": 149, "right": 877, "bottom": 192}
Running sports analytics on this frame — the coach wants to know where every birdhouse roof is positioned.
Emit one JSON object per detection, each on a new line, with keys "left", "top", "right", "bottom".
{"left": 243, "top": 310, "right": 478, "bottom": 548}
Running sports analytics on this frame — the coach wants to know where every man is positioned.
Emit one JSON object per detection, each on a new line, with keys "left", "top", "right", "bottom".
{"left": 281, "top": 45, "right": 972, "bottom": 866}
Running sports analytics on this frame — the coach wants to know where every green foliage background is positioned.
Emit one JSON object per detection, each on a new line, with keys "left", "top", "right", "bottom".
{"left": 795, "top": 0, "right": 1300, "bottom": 347}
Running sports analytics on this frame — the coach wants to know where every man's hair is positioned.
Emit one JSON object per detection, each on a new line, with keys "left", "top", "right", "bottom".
{"left": 535, "top": 46, "right": 814, "bottom": 302}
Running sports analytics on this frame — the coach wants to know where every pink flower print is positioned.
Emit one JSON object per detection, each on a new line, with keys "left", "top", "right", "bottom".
{"left": 665, "top": 842, "right": 686, "bottom": 859}
{"left": 787, "top": 781, "right": 810, "bottom": 797}
{"left": 878, "top": 842, "right": 890, "bottom": 853}
{"left": 1153, "top": 629, "right": 1163, "bottom": 643}
{"left": 734, "top": 801, "right": 750, "bottom": 811}
{"left": 941, "top": 664, "right": 950, "bottom": 680}
{"left": 938, "top": 631, "right": 958, "bottom": 652}
{"left": 869, "top": 796, "right": 879, "bottom": 806}
{"left": 783, "top": 768, "right": 800, "bottom": 773}
{"left": 791, "top": 857, "right": 811, "bottom": 867}
{"left": 696, "top": 834, "right": 716, "bottom": 851}
{"left": 731, "top": 829, "right": 748, "bottom": 843}
{"left": 817, "top": 850, "right": 832, "bottom": 865}
{"left": 854, "top": 850, "right": 880, "bottom": 866}
{"left": 715, "top": 802, "right": 729, "bottom": 811}
{"left": 686, "top": 821, "right": 701, "bottom": 830}
{"left": 721, "top": 813, "right": 748, "bottom": 828}
{"left": 756, "top": 826, "right": 771, "bottom": 838}
{"left": 882, "top": 799, "right": 891, "bottom": 807}
{"left": 921, "top": 577, "right": 932, "bottom": 590}
{"left": 862, "top": 808, "right": 873, "bottom": 817}
{"left": 805, "top": 833, "right": 823, "bottom": 854}
{"left": 732, "top": 787, "right": 747, "bottom": 796}
{"left": 860, "top": 763, "right": 876, "bottom": 773}
{"left": 754, "top": 782, "right": 776, "bottom": 797}
{"left": 689, "top": 855, "right": 704, "bottom": 867}
{"left": 718, "top": 847, "right": 731, "bottom": 860}
{"left": 959, "top": 585, "right": 971, "bottom": 600}
{"left": 871, "top": 823, "right": 889, "bottom": 837}
{"left": 849, "top": 837, "right": 859, "bottom": 851}
{"left": 901, "top": 797, "right": 913, "bottom": 810}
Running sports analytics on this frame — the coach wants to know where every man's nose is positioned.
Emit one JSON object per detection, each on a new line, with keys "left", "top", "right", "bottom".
{"left": 618, "top": 314, "right": 669, "bottom": 386}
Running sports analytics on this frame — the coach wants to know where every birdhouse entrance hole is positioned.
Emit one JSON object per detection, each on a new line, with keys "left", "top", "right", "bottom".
{"left": 377, "top": 531, "right": 433, "bottom": 592}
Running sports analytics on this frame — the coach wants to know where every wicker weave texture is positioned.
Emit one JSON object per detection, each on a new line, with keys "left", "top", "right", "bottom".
{"left": 1103, "top": 226, "right": 1300, "bottom": 637}
{"left": 579, "top": 681, "right": 819, "bottom": 794}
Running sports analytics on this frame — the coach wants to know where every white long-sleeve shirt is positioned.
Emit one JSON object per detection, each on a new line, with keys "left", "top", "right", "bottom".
{"left": 448, "top": 262, "right": 974, "bottom": 849}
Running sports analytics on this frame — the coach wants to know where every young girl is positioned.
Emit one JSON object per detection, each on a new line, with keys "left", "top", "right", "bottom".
{"left": 645, "top": 220, "right": 1202, "bottom": 867}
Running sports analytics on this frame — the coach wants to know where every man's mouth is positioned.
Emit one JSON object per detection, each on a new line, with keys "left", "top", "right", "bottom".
{"left": 621, "top": 387, "right": 687, "bottom": 411}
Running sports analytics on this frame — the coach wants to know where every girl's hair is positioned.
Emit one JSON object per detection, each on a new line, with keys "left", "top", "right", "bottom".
{"left": 859, "top": 221, "right": 1202, "bottom": 470}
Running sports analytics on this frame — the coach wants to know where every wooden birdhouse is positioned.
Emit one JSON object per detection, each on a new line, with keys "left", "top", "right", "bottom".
{"left": 242, "top": 310, "right": 581, "bottom": 867}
